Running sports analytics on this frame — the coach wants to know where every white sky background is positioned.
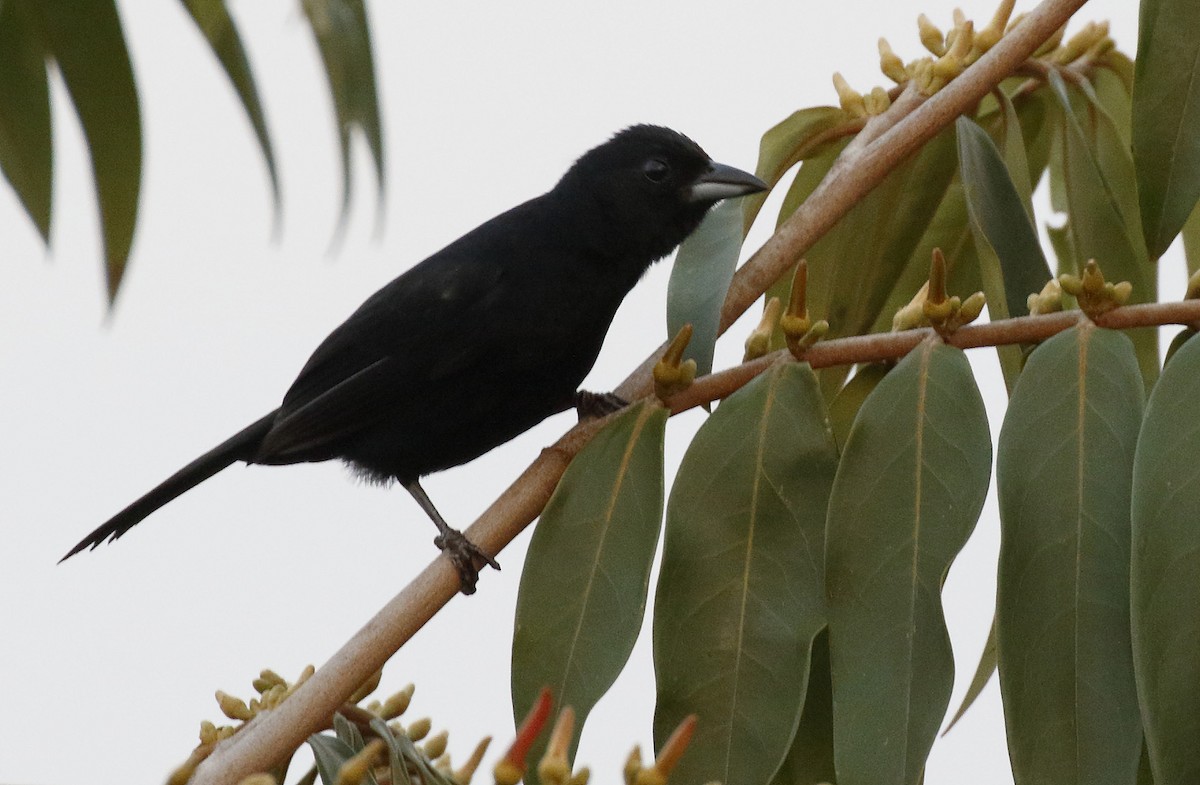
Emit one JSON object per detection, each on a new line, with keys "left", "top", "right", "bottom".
{"left": 0, "top": 0, "right": 1162, "bottom": 783}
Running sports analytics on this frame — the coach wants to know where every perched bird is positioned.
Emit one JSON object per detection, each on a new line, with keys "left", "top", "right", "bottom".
{"left": 62, "top": 125, "right": 767, "bottom": 593}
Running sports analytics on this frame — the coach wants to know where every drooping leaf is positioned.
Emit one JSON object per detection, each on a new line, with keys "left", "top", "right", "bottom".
{"left": 943, "top": 616, "right": 997, "bottom": 734}
{"left": 996, "top": 89, "right": 1034, "bottom": 215}
{"left": 957, "top": 115, "right": 1051, "bottom": 390}
{"left": 743, "top": 105, "right": 851, "bottom": 232}
{"left": 1181, "top": 202, "right": 1200, "bottom": 276}
{"left": 24, "top": 0, "right": 142, "bottom": 301}
{"left": 770, "top": 629, "right": 837, "bottom": 785}
{"left": 0, "top": 1, "right": 51, "bottom": 241}
{"left": 668, "top": 200, "right": 746, "bottom": 377}
{"left": 301, "top": 0, "right": 385, "bottom": 231}
{"left": 512, "top": 401, "right": 668, "bottom": 778}
{"left": 825, "top": 339, "right": 992, "bottom": 785}
{"left": 180, "top": 0, "right": 280, "bottom": 208}
{"left": 1132, "top": 0, "right": 1200, "bottom": 259}
{"left": 1132, "top": 332, "right": 1200, "bottom": 785}
{"left": 957, "top": 115, "right": 1052, "bottom": 322}
{"left": 996, "top": 325, "right": 1144, "bottom": 785}
{"left": 1049, "top": 71, "right": 1158, "bottom": 390}
{"left": 654, "top": 362, "right": 838, "bottom": 785}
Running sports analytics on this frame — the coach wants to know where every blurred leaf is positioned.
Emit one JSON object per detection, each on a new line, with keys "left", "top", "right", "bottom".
{"left": 996, "top": 90, "right": 1034, "bottom": 214}
{"left": 1182, "top": 202, "right": 1200, "bottom": 276}
{"left": 1093, "top": 67, "right": 1132, "bottom": 149}
{"left": 24, "top": 0, "right": 142, "bottom": 302}
{"left": 654, "top": 362, "right": 838, "bottom": 785}
{"left": 1103, "top": 51, "right": 1136, "bottom": 94}
{"left": 775, "top": 129, "right": 958, "bottom": 399}
{"left": 1049, "top": 72, "right": 1158, "bottom": 390}
{"left": 826, "top": 340, "right": 991, "bottom": 785}
{"left": 770, "top": 629, "right": 837, "bottom": 785}
{"left": 307, "top": 731, "right": 357, "bottom": 785}
{"left": 996, "top": 326, "right": 1144, "bottom": 785}
{"left": 1132, "top": 0, "right": 1200, "bottom": 259}
{"left": 873, "top": 88, "right": 1052, "bottom": 336}
{"left": 1046, "top": 221, "right": 1076, "bottom": 277}
{"left": 870, "top": 175, "right": 979, "bottom": 334}
{"left": 513, "top": 401, "right": 668, "bottom": 777}
{"left": 668, "top": 200, "right": 745, "bottom": 377}
{"left": 302, "top": 0, "right": 385, "bottom": 231}
{"left": 180, "top": 0, "right": 280, "bottom": 208}
{"left": 1014, "top": 87, "right": 1057, "bottom": 195}
{"left": 0, "top": 1, "right": 51, "bottom": 241}
{"left": 1132, "top": 332, "right": 1200, "bottom": 785}
{"left": 943, "top": 617, "right": 997, "bottom": 734}
{"left": 369, "top": 719, "right": 413, "bottom": 785}
{"left": 827, "top": 362, "right": 890, "bottom": 452}
{"left": 743, "top": 105, "right": 850, "bottom": 232}
{"left": 334, "top": 712, "right": 365, "bottom": 749}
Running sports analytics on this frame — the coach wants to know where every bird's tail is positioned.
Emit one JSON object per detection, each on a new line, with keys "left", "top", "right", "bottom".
{"left": 60, "top": 411, "right": 279, "bottom": 562}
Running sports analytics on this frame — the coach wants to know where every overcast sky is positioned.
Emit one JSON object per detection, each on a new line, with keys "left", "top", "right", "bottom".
{"left": 1, "top": 1, "right": 1156, "bottom": 783}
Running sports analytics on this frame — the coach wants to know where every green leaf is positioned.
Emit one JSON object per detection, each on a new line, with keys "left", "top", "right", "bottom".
{"left": 654, "top": 362, "right": 838, "bottom": 785}
{"left": 301, "top": 0, "right": 385, "bottom": 231}
{"left": 180, "top": 0, "right": 280, "bottom": 209}
{"left": 333, "top": 713, "right": 364, "bottom": 750}
{"left": 743, "top": 105, "right": 850, "bottom": 233}
{"left": 1164, "top": 327, "right": 1197, "bottom": 367}
{"left": 827, "top": 362, "right": 890, "bottom": 452}
{"left": 996, "top": 325, "right": 1144, "bottom": 785}
{"left": 826, "top": 340, "right": 992, "bottom": 785}
{"left": 1132, "top": 0, "right": 1200, "bottom": 258}
{"left": 869, "top": 175, "right": 979, "bottom": 335}
{"left": 1182, "top": 202, "right": 1200, "bottom": 276}
{"left": 307, "top": 731, "right": 357, "bottom": 785}
{"left": 1049, "top": 71, "right": 1158, "bottom": 390}
{"left": 776, "top": 128, "right": 958, "bottom": 398}
{"left": 24, "top": 0, "right": 142, "bottom": 302}
{"left": 943, "top": 616, "right": 997, "bottom": 734}
{"left": 512, "top": 401, "right": 668, "bottom": 777}
{"left": 668, "top": 200, "right": 746, "bottom": 377}
{"left": 956, "top": 115, "right": 1051, "bottom": 392}
{"left": 996, "top": 90, "right": 1034, "bottom": 214}
{"left": 1132, "top": 332, "right": 1200, "bottom": 785}
{"left": 957, "top": 115, "right": 1052, "bottom": 322}
{"left": 0, "top": 1, "right": 51, "bottom": 241}
{"left": 770, "top": 629, "right": 836, "bottom": 785}
{"left": 369, "top": 719, "right": 413, "bottom": 785}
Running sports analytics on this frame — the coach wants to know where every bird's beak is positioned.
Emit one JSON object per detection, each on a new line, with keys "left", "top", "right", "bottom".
{"left": 687, "top": 162, "right": 769, "bottom": 203}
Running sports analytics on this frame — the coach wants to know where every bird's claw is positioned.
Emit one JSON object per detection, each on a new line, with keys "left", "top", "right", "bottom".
{"left": 574, "top": 390, "right": 628, "bottom": 421}
{"left": 434, "top": 528, "right": 500, "bottom": 595}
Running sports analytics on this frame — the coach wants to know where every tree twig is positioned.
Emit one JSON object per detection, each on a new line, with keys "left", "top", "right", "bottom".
{"left": 189, "top": 0, "right": 1098, "bottom": 781}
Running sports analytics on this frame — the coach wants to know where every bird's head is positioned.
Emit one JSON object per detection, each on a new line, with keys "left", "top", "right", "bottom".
{"left": 556, "top": 125, "right": 767, "bottom": 265}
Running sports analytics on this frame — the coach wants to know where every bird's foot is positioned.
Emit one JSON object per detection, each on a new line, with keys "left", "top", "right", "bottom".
{"left": 574, "top": 390, "right": 628, "bottom": 421}
{"left": 434, "top": 528, "right": 500, "bottom": 595}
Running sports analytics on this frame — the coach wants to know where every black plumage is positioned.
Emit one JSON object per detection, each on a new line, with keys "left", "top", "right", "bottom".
{"left": 62, "top": 125, "right": 767, "bottom": 593}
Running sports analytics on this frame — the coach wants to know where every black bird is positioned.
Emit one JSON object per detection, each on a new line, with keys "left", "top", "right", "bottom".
{"left": 62, "top": 125, "right": 767, "bottom": 593}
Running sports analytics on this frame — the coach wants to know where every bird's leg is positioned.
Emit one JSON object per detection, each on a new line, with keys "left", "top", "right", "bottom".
{"left": 573, "top": 390, "right": 628, "bottom": 421}
{"left": 402, "top": 480, "right": 500, "bottom": 595}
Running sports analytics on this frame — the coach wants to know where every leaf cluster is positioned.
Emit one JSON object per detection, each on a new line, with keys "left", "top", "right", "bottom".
{"left": 510, "top": 3, "right": 1200, "bottom": 784}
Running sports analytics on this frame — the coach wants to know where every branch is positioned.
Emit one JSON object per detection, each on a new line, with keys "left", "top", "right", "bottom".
{"left": 190, "top": 0, "right": 1096, "bottom": 781}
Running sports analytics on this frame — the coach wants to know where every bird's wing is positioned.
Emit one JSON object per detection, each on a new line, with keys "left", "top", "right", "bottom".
{"left": 258, "top": 249, "right": 512, "bottom": 463}
{"left": 257, "top": 356, "right": 400, "bottom": 461}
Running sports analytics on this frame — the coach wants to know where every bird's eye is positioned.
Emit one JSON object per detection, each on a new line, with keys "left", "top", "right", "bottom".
{"left": 642, "top": 158, "right": 671, "bottom": 183}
